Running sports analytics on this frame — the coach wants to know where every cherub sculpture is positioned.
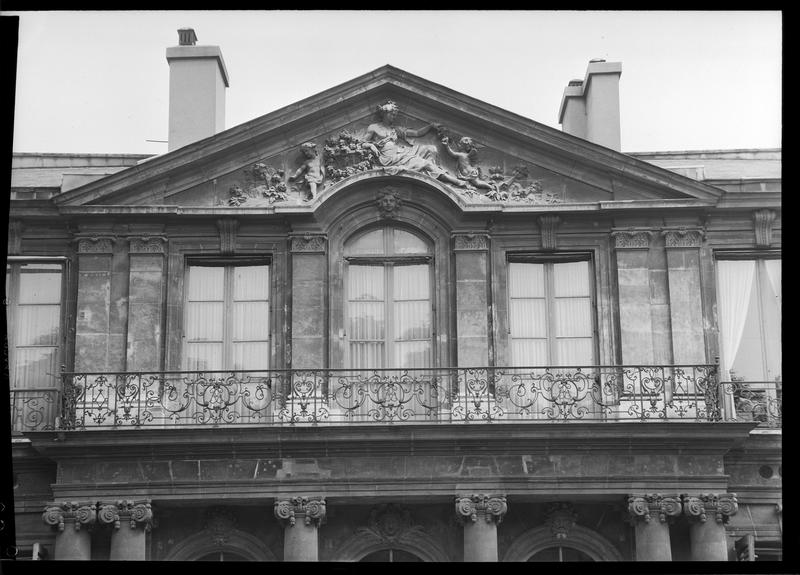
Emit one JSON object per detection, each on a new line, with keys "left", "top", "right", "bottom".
{"left": 440, "top": 136, "right": 498, "bottom": 194}
{"left": 289, "top": 142, "right": 325, "bottom": 200}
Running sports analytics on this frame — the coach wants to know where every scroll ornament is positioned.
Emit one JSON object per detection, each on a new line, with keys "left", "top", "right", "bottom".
{"left": 42, "top": 501, "right": 97, "bottom": 532}
{"left": 274, "top": 496, "right": 327, "bottom": 527}
{"left": 455, "top": 494, "right": 508, "bottom": 524}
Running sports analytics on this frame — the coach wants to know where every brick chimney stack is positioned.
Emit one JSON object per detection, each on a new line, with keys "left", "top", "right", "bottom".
{"left": 558, "top": 59, "right": 622, "bottom": 151}
{"left": 166, "top": 28, "right": 229, "bottom": 152}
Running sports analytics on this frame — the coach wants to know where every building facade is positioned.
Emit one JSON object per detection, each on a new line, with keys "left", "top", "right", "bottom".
{"left": 7, "top": 31, "right": 781, "bottom": 562}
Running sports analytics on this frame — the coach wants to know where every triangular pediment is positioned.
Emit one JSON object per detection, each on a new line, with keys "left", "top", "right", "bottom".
{"left": 52, "top": 65, "right": 722, "bottom": 212}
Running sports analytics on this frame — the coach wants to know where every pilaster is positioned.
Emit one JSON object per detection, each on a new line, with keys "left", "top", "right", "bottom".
{"left": 289, "top": 234, "right": 327, "bottom": 369}
{"left": 663, "top": 228, "right": 706, "bottom": 364}
{"left": 126, "top": 236, "right": 167, "bottom": 371}
{"left": 453, "top": 233, "right": 491, "bottom": 366}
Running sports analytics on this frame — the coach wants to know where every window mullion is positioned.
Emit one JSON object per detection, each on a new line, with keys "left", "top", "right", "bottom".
{"left": 386, "top": 262, "right": 394, "bottom": 368}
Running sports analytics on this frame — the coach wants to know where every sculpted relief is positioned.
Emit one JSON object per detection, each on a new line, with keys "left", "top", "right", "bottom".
{"left": 222, "top": 100, "right": 563, "bottom": 207}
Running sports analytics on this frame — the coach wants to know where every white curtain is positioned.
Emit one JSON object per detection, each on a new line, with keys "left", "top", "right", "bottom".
{"left": 763, "top": 259, "right": 781, "bottom": 318}
{"left": 717, "top": 260, "right": 756, "bottom": 379}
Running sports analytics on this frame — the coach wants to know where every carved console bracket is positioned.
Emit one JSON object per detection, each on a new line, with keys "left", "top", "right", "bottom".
{"left": 8, "top": 219, "right": 23, "bottom": 255}
{"left": 545, "top": 502, "right": 578, "bottom": 539}
{"left": 611, "top": 229, "right": 654, "bottom": 250}
{"left": 128, "top": 236, "right": 167, "bottom": 254}
{"left": 662, "top": 228, "right": 706, "bottom": 249}
{"left": 42, "top": 501, "right": 97, "bottom": 532}
{"left": 453, "top": 233, "right": 490, "bottom": 251}
{"left": 274, "top": 496, "right": 327, "bottom": 528}
{"left": 538, "top": 215, "right": 561, "bottom": 250}
{"left": 753, "top": 209, "right": 776, "bottom": 248}
{"left": 75, "top": 236, "right": 116, "bottom": 254}
{"left": 97, "top": 500, "right": 154, "bottom": 532}
{"left": 216, "top": 219, "right": 239, "bottom": 256}
{"left": 682, "top": 493, "right": 738, "bottom": 524}
{"left": 455, "top": 494, "right": 508, "bottom": 525}
{"left": 627, "top": 494, "right": 682, "bottom": 524}
{"left": 290, "top": 234, "right": 327, "bottom": 254}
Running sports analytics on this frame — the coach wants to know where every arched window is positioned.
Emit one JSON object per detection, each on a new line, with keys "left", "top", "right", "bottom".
{"left": 344, "top": 226, "right": 433, "bottom": 369}
{"left": 360, "top": 548, "right": 424, "bottom": 562}
{"left": 527, "top": 546, "right": 594, "bottom": 562}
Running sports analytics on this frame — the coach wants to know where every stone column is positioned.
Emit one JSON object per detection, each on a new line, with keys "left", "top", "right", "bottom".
{"left": 663, "top": 229, "right": 707, "bottom": 364}
{"left": 98, "top": 500, "right": 154, "bottom": 561}
{"left": 274, "top": 496, "right": 327, "bottom": 561}
{"left": 42, "top": 501, "right": 96, "bottom": 560}
{"left": 683, "top": 493, "right": 738, "bottom": 561}
{"left": 289, "top": 235, "right": 327, "bottom": 369}
{"left": 455, "top": 494, "right": 507, "bottom": 562}
{"left": 453, "top": 234, "right": 491, "bottom": 367}
{"left": 627, "top": 494, "right": 682, "bottom": 561}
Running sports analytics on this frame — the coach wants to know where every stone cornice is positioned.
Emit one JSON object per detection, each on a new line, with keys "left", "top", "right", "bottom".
{"left": 25, "top": 422, "right": 757, "bottom": 461}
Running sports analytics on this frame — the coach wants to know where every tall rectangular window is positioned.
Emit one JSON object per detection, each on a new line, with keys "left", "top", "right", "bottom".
{"left": 184, "top": 262, "right": 270, "bottom": 371}
{"left": 508, "top": 258, "right": 595, "bottom": 366}
{"left": 716, "top": 257, "right": 781, "bottom": 383}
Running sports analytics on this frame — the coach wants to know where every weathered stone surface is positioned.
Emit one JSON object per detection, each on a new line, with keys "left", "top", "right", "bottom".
{"left": 200, "top": 459, "right": 259, "bottom": 481}
{"left": 666, "top": 249, "right": 706, "bottom": 364}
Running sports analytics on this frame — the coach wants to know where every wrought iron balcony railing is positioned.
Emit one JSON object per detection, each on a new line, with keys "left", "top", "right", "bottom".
{"left": 7, "top": 365, "right": 781, "bottom": 432}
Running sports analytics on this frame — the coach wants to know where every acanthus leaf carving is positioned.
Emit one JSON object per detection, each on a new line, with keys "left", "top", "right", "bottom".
{"left": 290, "top": 234, "right": 327, "bottom": 253}
{"left": 611, "top": 230, "right": 654, "bottom": 250}
{"left": 128, "top": 236, "right": 166, "bottom": 254}
{"left": 453, "top": 233, "right": 490, "bottom": 251}
{"left": 76, "top": 236, "right": 116, "bottom": 254}
{"left": 662, "top": 228, "right": 705, "bottom": 248}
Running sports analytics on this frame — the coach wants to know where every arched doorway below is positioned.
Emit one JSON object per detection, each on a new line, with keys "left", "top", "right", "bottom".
{"left": 360, "top": 548, "right": 423, "bottom": 562}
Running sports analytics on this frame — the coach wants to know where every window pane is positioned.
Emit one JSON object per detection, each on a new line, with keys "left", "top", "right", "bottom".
{"left": 349, "top": 342, "right": 384, "bottom": 369}
{"left": 393, "top": 229, "right": 429, "bottom": 254}
{"left": 185, "top": 342, "right": 223, "bottom": 371}
{"left": 349, "top": 302, "right": 385, "bottom": 340}
{"left": 14, "top": 347, "right": 58, "bottom": 389}
{"left": 187, "top": 266, "right": 224, "bottom": 300}
{"left": 394, "top": 341, "right": 431, "bottom": 368}
{"left": 394, "top": 301, "right": 430, "bottom": 340}
{"left": 234, "top": 265, "right": 269, "bottom": 300}
{"left": 349, "top": 265, "right": 384, "bottom": 301}
{"left": 556, "top": 338, "right": 594, "bottom": 366}
{"left": 16, "top": 306, "right": 60, "bottom": 346}
{"left": 394, "top": 264, "right": 429, "bottom": 300}
{"left": 730, "top": 278, "right": 767, "bottom": 381}
{"left": 511, "top": 339, "right": 548, "bottom": 367}
{"left": 509, "top": 299, "right": 547, "bottom": 338}
{"left": 233, "top": 302, "right": 270, "bottom": 340}
{"left": 509, "top": 263, "right": 545, "bottom": 298}
{"left": 186, "top": 302, "right": 224, "bottom": 340}
{"left": 554, "top": 298, "right": 592, "bottom": 337}
{"left": 347, "top": 229, "right": 384, "bottom": 255}
{"left": 553, "top": 261, "right": 590, "bottom": 297}
{"left": 233, "top": 341, "right": 270, "bottom": 371}
{"left": 18, "top": 266, "right": 62, "bottom": 304}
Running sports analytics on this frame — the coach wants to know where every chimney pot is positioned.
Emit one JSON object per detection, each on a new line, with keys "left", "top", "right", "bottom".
{"left": 568, "top": 79, "right": 583, "bottom": 87}
{"left": 178, "top": 28, "right": 197, "bottom": 46}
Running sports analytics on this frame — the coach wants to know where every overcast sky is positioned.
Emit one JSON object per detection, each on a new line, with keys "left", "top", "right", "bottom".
{"left": 6, "top": 10, "right": 782, "bottom": 156}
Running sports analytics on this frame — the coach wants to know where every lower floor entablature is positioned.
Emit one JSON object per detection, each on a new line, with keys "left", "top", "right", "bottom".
{"left": 22, "top": 492, "right": 772, "bottom": 562}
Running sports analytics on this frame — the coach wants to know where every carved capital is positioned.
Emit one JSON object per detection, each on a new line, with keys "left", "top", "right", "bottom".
{"left": 290, "top": 234, "right": 327, "bottom": 253}
{"left": 42, "top": 501, "right": 97, "bottom": 532}
{"left": 627, "top": 494, "right": 682, "bottom": 524}
{"left": 682, "top": 493, "right": 738, "bottom": 524}
{"left": 455, "top": 494, "right": 507, "bottom": 525}
{"left": 274, "top": 496, "right": 326, "bottom": 528}
{"left": 76, "top": 236, "right": 116, "bottom": 254}
{"left": 545, "top": 502, "right": 577, "bottom": 539}
{"left": 662, "top": 228, "right": 705, "bottom": 248}
{"left": 98, "top": 500, "right": 153, "bottom": 531}
{"left": 216, "top": 219, "right": 238, "bottom": 256}
{"left": 8, "top": 219, "right": 23, "bottom": 255}
{"left": 128, "top": 236, "right": 167, "bottom": 254}
{"left": 538, "top": 215, "right": 561, "bottom": 250}
{"left": 611, "top": 230, "right": 654, "bottom": 250}
{"left": 753, "top": 209, "right": 776, "bottom": 248}
{"left": 453, "top": 233, "right": 490, "bottom": 251}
